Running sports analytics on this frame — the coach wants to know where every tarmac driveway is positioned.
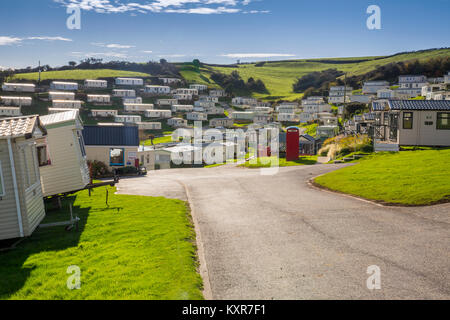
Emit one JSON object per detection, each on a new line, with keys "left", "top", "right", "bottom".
{"left": 116, "top": 164, "right": 450, "bottom": 299}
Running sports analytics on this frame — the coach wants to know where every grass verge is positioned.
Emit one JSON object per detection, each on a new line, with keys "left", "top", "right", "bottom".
{"left": 0, "top": 186, "right": 203, "bottom": 300}
{"left": 314, "top": 149, "right": 450, "bottom": 206}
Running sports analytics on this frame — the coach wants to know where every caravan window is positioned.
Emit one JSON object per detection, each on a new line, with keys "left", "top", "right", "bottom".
{"left": 77, "top": 131, "right": 87, "bottom": 157}
{"left": 403, "top": 112, "right": 413, "bottom": 129}
{"left": 0, "top": 161, "right": 5, "bottom": 196}
{"left": 37, "top": 145, "right": 50, "bottom": 167}
{"left": 437, "top": 113, "right": 450, "bottom": 130}
{"left": 21, "top": 145, "right": 38, "bottom": 189}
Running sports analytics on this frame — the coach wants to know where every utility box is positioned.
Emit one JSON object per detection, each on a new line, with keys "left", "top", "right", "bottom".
{"left": 286, "top": 126, "right": 300, "bottom": 161}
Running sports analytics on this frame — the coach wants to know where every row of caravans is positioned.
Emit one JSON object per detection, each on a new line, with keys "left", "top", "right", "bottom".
{"left": 0, "top": 110, "right": 90, "bottom": 241}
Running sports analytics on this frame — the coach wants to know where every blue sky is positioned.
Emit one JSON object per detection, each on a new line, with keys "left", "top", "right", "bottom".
{"left": 0, "top": 0, "right": 449, "bottom": 68}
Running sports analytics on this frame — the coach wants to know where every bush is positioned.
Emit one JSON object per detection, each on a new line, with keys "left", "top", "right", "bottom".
{"left": 339, "top": 147, "right": 351, "bottom": 157}
{"left": 361, "top": 144, "right": 373, "bottom": 153}
{"left": 87, "top": 160, "right": 110, "bottom": 178}
{"left": 115, "top": 166, "right": 138, "bottom": 175}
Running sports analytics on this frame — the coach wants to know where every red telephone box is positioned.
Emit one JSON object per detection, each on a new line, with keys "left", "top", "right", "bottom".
{"left": 286, "top": 126, "right": 300, "bottom": 161}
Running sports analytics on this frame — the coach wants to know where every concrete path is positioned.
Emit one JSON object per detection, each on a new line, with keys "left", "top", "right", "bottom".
{"left": 116, "top": 165, "right": 450, "bottom": 300}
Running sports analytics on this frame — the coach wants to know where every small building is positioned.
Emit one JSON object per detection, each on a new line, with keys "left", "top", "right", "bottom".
{"left": 371, "top": 100, "right": 450, "bottom": 149}
{"left": 50, "top": 81, "right": 79, "bottom": 91}
{"left": 38, "top": 110, "right": 90, "bottom": 197}
{"left": 173, "top": 93, "right": 193, "bottom": 101}
{"left": 91, "top": 109, "right": 118, "bottom": 118}
{"left": 49, "top": 92, "right": 75, "bottom": 101}
{"left": 168, "top": 117, "right": 188, "bottom": 128}
{"left": 232, "top": 97, "right": 258, "bottom": 106}
{"left": 253, "top": 114, "right": 271, "bottom": 125}
{"left": 0, "top": 106, "right": 22, "bottom": 117}
{"left": 190, "top": 84, "right": 208, "bottom": 91}
{"left": 137, "top": 122, "right": 162, "bottom": 131}
{"left": 87, "top": 94, "right": 111, "bottom": 104}
{"left": 82, "top": 125, "right": 140, "bottom": 170}
{"left": 144, "top": 85, "right": 171, "bottom": 95}
{"left": 209, "top": 118, "right": 234, "bottom": 128}
{"left": 299, "top": 134, "right": 319, "bottom": 155}
{"left": 2, "top": 83, "right": 35, "bottom": 92}
{"left": 124, "top": 103, "right": 154, "bottom": 113}
{"left": 144, "top": 109, "right": 172, "bottom": 118}
{"left": 113, "top": 89, "right": 136, "bottom": 98}
{"left": 187, "top": 112, "right": 207, "bottom": 121}
{"left": 115, "top": 78, "right": 144, "bottom": 86}
{"left": 84, "top": 79, "right": 108, "bottom": 88}
{"left": 123, "top": 97, "right": 143, "bottom": 104}
{"left": 52, "top": 100, "right": 83, "bottom": 109}
{"left": 157, "top": 98, "right": 178, "bottom": 106}
{"left": 115, "top": 115, "right": 142, "bottom": 124}
{"left": 171, "top": 104, "right": 194, "bottom": 113}
{"left": 0, "top": 115, "right": 47, "bottom": 240}
{"left": 0, "top": 96, "right": 32, "bottom": 106}
{"left": 199, "top": 95, "right": 219, "bottom": 103}
{"left": 277, "top": 113, "right": 299, "bottom": 122}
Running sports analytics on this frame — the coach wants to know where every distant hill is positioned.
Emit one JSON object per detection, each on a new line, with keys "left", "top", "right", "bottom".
{"left": 177, "top": 48, "right": 450, "bottom": 101}
{"left": 11, "top": 69, "right": 151, "bottom": 82}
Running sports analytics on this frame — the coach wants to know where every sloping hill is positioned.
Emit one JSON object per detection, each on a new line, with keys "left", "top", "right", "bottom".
{"left": 12, "top": 69, "right": 151, "bottom": 81}
{"left": 179, "top": 48, "right": 450, "bottom": 101}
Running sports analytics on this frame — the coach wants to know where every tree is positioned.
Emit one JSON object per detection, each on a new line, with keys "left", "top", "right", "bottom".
{"left": 68, "top": 61, "right": 77, "bottom": 68}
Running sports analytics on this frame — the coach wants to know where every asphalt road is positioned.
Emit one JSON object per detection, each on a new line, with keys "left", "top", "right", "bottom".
{"left": 116, "top": 164, "right": 450, "bottom": 299}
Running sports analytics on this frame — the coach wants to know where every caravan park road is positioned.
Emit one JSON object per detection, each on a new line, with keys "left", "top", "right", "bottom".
{"left": 116, "top": 165, "right": 450, "bottom": 300}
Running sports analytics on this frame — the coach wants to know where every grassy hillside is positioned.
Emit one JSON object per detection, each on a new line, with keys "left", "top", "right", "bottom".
{"left": 12, "top": 69, "right": 151, "bottom": 82}
{"left": 179, "top": 48, "right": 450, "bottom": 101}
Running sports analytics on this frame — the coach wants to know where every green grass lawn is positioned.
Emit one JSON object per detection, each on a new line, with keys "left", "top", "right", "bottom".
{"left": 241, "top": 155, "right": 318, "bottom": 168}
{"left": 142, "top": 135, "right": 174, "bottom": 146}
{"left": 315, "top": 149, "right": 450, "bottom": 206}
{"left": 12, "top": 69, "right": 151, "bottom": 81}
{"left": 0, "top": 186, "right": 203, "bottom": 300}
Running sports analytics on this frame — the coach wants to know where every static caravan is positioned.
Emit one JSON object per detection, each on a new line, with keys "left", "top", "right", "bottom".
{"left": 91, "top": 109, "right": 118, "bottom": 118}
{"left": 137, "top": 122, "right": 162, "bottom": 130}
{"left": 50, "top": 81, "right": 79, "bottom": 91}
{"left": 87, "top": 94, "right": 111, "bottom": 104}
{"left": 278, "top": 113, "right": 299, "bottom": 122}
{"left": 0, "top": 115, "right": 47, "bottom": 240}
{"left": 144, "top": 85, "right": 171, "bottom": 95}
{"left": 113, "top": 89, "right": 136, "bottom": 98}
{"left": 115, "top": 115, "right": 142, "bottom": 124}
{"left": 187, "top": 112, "right": 207, "bottom": 121}
{"left": 2, "top": 83, "right": 35, "bottom": 93}
{"left": 199, "top": 95, "right": 219, "bottom": 103}
{"left": 123, "top": 97, "right": 142, "bottom": 104}
{"left": 175, "top": 88, "right": 198, "bottom": 96}
{"left": 82, "top": 125, "right": 140, "bottom": 170}
{"left": 195, "top": 100, "right": 215, "bottom": 109}
{"left": 124, "top": 103, "right": 154, "bottom": 113}
{"left": 38, "top": 110, "right": 90, "bottom": 197}
{"left": 209, "top": 118, "right": 234, "bottom": 128}
{"left": 168, "top": 117, "right": 188, "bottom": 128}
{"left": 159, "top": 78, "right": 182, "bottom": 85}
{"left": 115, "top": 78, "right": 144, "bottom": 86}
{"left": 190, "top": 84, "right": 208, "bottom": 92}
{"left": 0, "top": 96, "right": 32, "bottom": 106}
{"left": 48, "top": 92, "right": 75, "bottom": 101}
{"left": 52, "top": 100, "right": 83, "bottom": 109}
{"left": 144, "top": 109, "right": 172, "bottom": 118}
{"left": 84, "top": 79, "right": 107, "bottom": 88}
{"left": 0, "top": 107, "right": 22, "bottom": 117}
{"left": 209, "top": 89, "right": 226, "bottom": 97}
{"left": 173, "top": 93, "right": 193, "bottom": 101}
{"left": 157, "top": 98, "right": 178, "bottom": 106}
{"left": 48, "top": 107, "right": 79, "bottom": 114}
{"left": 172, "top": 104, "right": 194, "bottom": 113}
{"left": 205, "top": 106, "right": 224, "bottom": 115}
{"left": 231, "top": 111, "right": 255, "bottom": 121}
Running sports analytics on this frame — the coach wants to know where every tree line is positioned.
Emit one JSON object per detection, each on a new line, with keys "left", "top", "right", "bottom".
{"left": 210, "top": 71, "right": 268, "bottom": 95}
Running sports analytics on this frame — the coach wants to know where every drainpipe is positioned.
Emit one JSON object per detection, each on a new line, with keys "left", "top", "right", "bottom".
{"left": 7, "top": 138, "right": 24, "bottom": 237}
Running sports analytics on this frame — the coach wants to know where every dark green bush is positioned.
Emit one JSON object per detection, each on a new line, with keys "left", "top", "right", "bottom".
{"left": 87, "top": 160, "right": 110, "bottom": 178}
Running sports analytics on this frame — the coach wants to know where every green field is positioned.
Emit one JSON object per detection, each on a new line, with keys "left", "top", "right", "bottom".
{"left": 315, "top": 149, "right": 450, "bottom": 206}
{"left": 12, "top": 69, "right": 151, "bottom": 81}
{"left": 0, "top": 186, "right": 203, "bottom": 300}
{"left": 179, "top": 49, "right": 450, "bottom": 101}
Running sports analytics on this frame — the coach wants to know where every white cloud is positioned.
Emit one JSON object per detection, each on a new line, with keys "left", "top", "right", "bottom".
{"left": 0, "top": 35, "right": 72, "bottom": 46}
{"left": 158, "top": 54, "right": 186, "bottom": 58}
{"left": 70, "top": 51, "right": 129, "bottom": 58}
{"left": 54, "top": 0, "right": 268, "bottom": 14}
{"left": 0, "top": 36, "right": 22, "bottom": 46}
{"left": 92, "top": 42, "right": 135, "bottom": 48}
{"left": 141, "top": 50, "right": 153, "bottom": 53}
{"left": 221, "top": 53, "right": 296, "bottom": 59}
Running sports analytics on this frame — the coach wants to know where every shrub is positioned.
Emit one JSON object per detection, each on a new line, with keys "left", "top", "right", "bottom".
{"left": 115, "top": 166, "right": 138, "bottom": 175}
{"left": 339, "top": 147, "right": 351, "bottom": 157}
{"left": 361, "top": 144, "right": 373, "bottom": 153}
{"left": 87, "top": 160, "right": 110, "bottom": 178}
